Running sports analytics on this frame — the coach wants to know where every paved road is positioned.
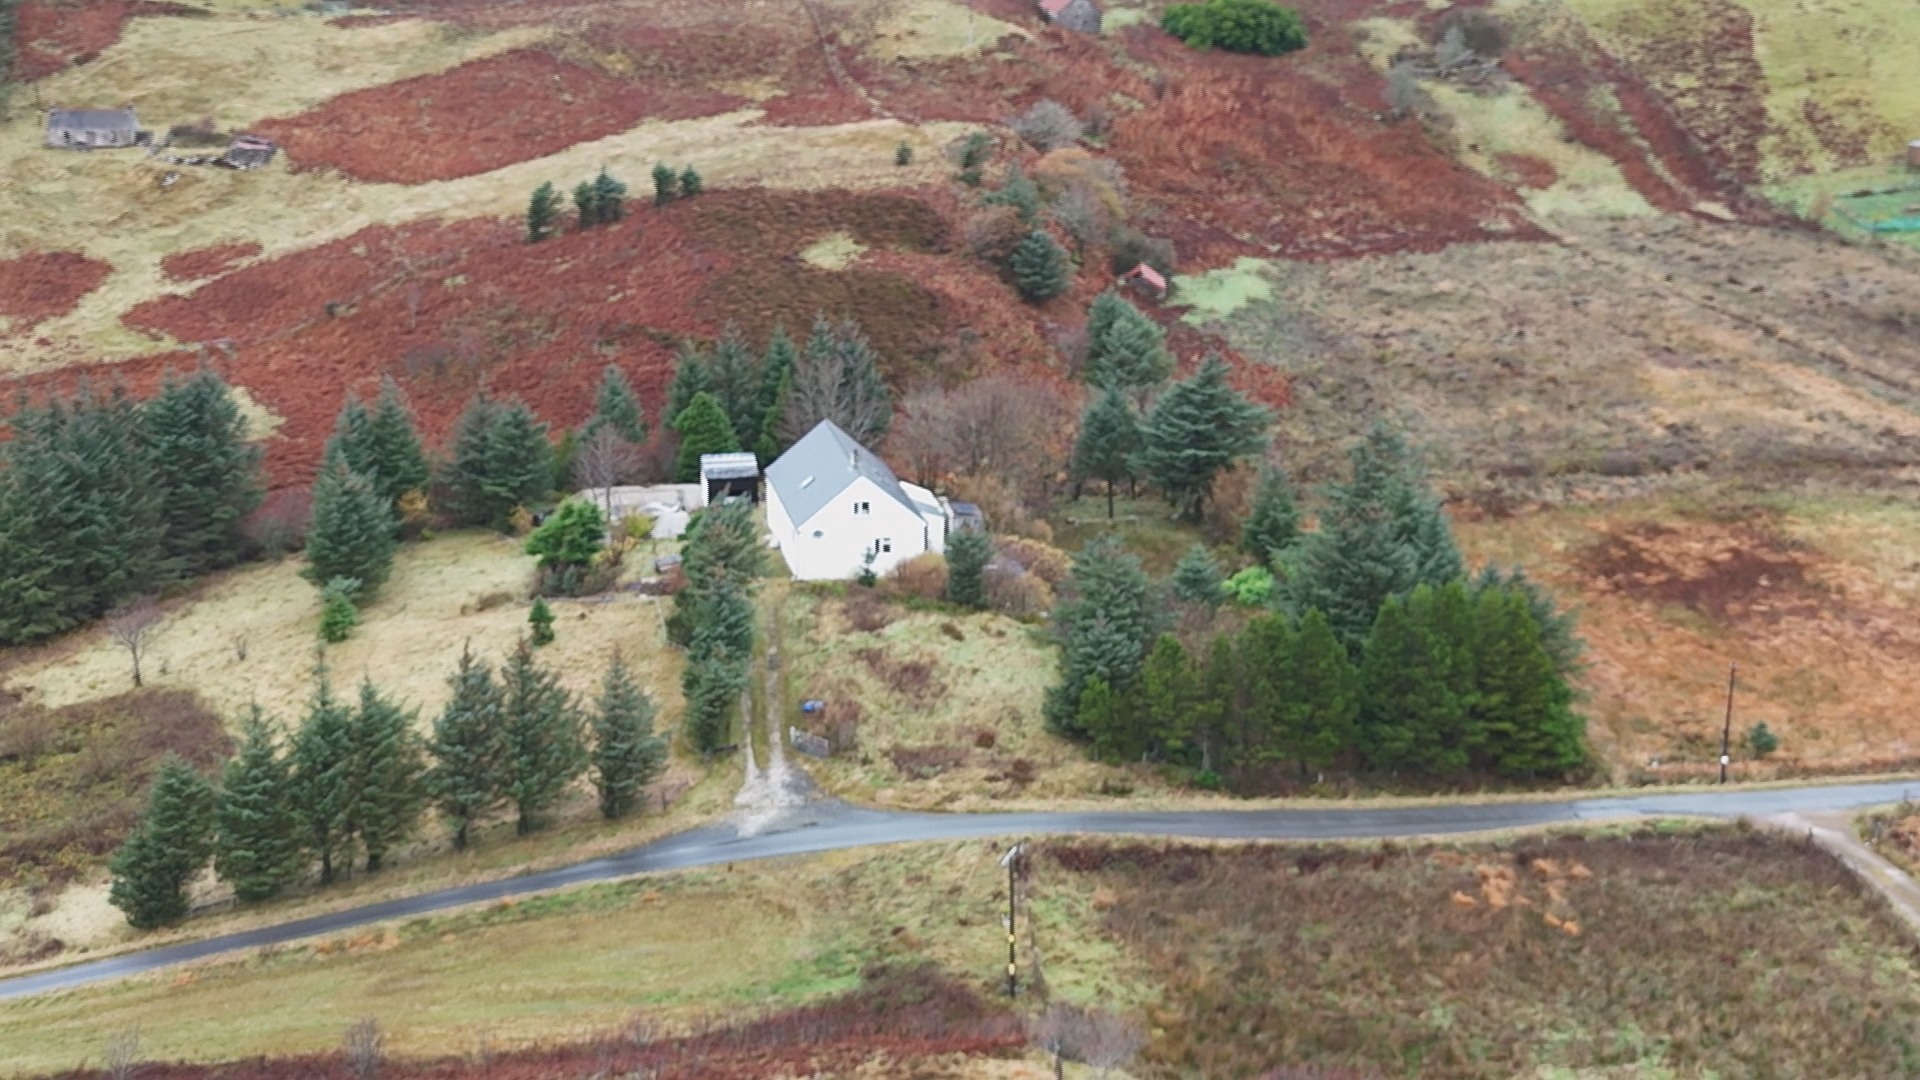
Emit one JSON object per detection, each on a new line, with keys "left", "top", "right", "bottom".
{"left": 2, "top": 779, "right": 1915, "bottom": 1003}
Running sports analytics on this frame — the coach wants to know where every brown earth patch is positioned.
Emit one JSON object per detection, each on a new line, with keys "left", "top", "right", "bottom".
{"left": 249, "top": 47, "right": 746, "bottom": 184}
{"left": 1579, "top": 520, "right": 1824, "bottom": 622}
{"left": 1496, "top": 152, "right": 1558, "bottom": 190}
{"left": 160, "top": 241, "right": 263, "bottom": 283}
{"left": 10, "top": 0, "right": 194, "bottom": 80}
{"left": 0, "top": 251, "right": 113, "bottom": 330}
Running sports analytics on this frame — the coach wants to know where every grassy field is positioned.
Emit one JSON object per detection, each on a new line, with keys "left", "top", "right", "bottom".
{"left": 7, "top": 827, "right": 1912, "bottom": 1077}
{"left": 0, "top": 841, "right": 1026, "bottom": 1072}
{"left": 0, "top": 531, "right": 738, "bottom": 972}
{"left": 1045, "top": 826, "right": 1920, "bottom": 1077}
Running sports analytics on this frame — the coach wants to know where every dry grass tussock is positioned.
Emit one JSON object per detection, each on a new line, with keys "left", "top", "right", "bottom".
{"left": 1047, "top": 828, "right": 1920, "bottom": 1077}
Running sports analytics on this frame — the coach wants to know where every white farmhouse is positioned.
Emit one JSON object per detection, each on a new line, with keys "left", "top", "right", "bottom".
{"left": 765, "top": 420, "right": 955, "bottom": 581}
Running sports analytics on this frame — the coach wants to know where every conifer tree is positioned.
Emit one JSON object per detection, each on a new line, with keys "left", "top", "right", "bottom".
{"left": 984, "top": 163, "right": 1041, "bottom": 222}
{"left": 527, "top": 181, "right": 561, "bottom": 242}
{"left": 428, "top": 647, "right": 507, "bottom": 851}
{"left": 362, "top": 377, "right": 431, "bottom": 508}
{"left": 499, "top": 640, "right": 586, "bottom": 835}
{"left": 592, "top": 169, "right": 628, "bottom": 222}
{"left": 679, "top": 165, "right": 703, "bottom": 196}
{"left": 1241, "top": 463, "right": 1300, "bottom": 565}
{"left": 707, "top": 327, "right": 764, "bottom": 443}
{"left": 528, "top": 597, "right": 556, "bottom": 646}
{"left": 1071, "top": 387, "right": 1142, "bottom": 520}
{"left": 1085, "top": 290, "right": 1130, "bottom": 357}
{"left": 1285, "top": 423, "right": 1457, "bottom": 651}
{"left": 583, "top": 364, "right": 648, "bottom": 446}
{"left": 1085, "top": 295, "right": 1172, "bottom": 397}
{"left": 672, "top": 391, "right": 742, "bottom": 483}
{"left": 1044, "top": 536, "right": 1158, "bottom": 737}
{"left": 681, "top": 576, "right": 753, "bottom": 755}
{"left": 591, "top": 654, "right": 668, "bottom": 819}
{"left": 573, "top": 180, "right": 598, "bottom": 231}
{"left": 1135, "top": 633, "right": 1196, "bottom": 762}
{"left": 1190, "top": 634, "right": 1239, "bottom": 774}
{"left": 108, "top": 756, "right": 217, "bottom": 929}
{"left": 1135, "top": 354, "right": 1269, "bottom": 521}
{"left": 144, "top": 369, "right": 263, "bottom": 577}
{"left": 215, "top": 708, "right": 303, "bottom": 902}
{"left": 1010, "top": 229, "right": 1072, "bottom": 302}
{"left": 1076, "top": 676, "right": 1130, "bottom": 761}
{"left": 1471, "top": 565, "right": 1582, "bottom": 677}
{"left": 318, "top": 577, "right": 360, "bottom": 643}
{"left": 303, "top": 464, "right": 397, "bottom": 599}
{"left": 665, "top": 341, "right": 711, "bottom": 429}
{"left": 350, "top": 679, "right": 426, "bottom": 873}
{"left": 1467, "top": 586, "right": 1585, "bottom": 778}
{"left": 442, "top": 395, "right": 552, "bottom": 529}
{"left": 652, "top": 163, "right": 678, "bottom": 206}
{"left": 290, "top": 671, "right": 357, "bottom": 884}
{"left": 755, "top": 364, "right": 792, "bottom": 464}
{"left": 1279, "top": 608, "right": 1359, "bottom": 776}
{"left": 667, "top": 500, "right": 760, "bottom": 648}
{"left": 945, "top": 528, "right": 992, "bottom": 609}
{"left": 1170, "top": 544, "right": 1225, "bottom": 608}
{"left": 322, "top": 395, "right": 374, "bottom": 477}
{"left": 1357, "top": 586, "right": 1468, "bottom": 775}
{"left": 525, "top": 499, "right": 606, "bottom": 576}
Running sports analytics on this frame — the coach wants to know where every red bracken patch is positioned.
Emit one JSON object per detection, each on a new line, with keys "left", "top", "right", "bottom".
{"left": 249, "top": 48, "right": 746, "bottom": 184}
{"left": 10, "top": 0, "right": 193, "bottom": 81}
{"left": 160, "top": 241, "right": 263, "bottom": 282}
{"left": 1497, "top": 153, "right": 1559, "bottom": 190}
{"left": 0, "top": 252, "right": 113, "bottom": 328}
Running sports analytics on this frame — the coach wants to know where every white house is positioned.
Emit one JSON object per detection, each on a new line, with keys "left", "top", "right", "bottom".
{"left": 765, "top": 420, "right": 956, "bottom": 581}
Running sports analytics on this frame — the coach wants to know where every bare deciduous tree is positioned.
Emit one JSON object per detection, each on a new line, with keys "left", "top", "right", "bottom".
{"left": 1053, "top": 181, "right": 1113, "bottom": 253}
{"left": 888, "top": 372, "right": 1078, "bottom": 496}
{"left": 780, "top": 321, "right": 892, "bottom": 446}
{"left": 573, "top": 425, "right": 644, "bottom": 522}
{"left": 108, "top": 597, "right": 163, "bottom": 689}
{"left": 1384, "top": 61, "right": 1431, "bottom": 121}
{"left": 344, "top": 1017, "right": 383, "bottom": 1080}
{"left": 1031, "top": 1003, "right": 1146, "bottom": 1079}
{"left": 103, "top": 1029, "right": 141, "bottom": 1080}
{"left": 1012, "top": 99, "right": 1084, "bottom": 151}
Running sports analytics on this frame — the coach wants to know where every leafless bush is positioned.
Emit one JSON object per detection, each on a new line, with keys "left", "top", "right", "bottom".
{"left": 885, "top": 553, "right": 948, "bottom": 601}
{"left": 1433, "top": 25, "right": 1474, "bottom": 69}
{"left": 985, "top": 564, "right": 1055, "bottom": 617}
{"left": 230, "top": 633, "right": 249, "bottom": 662}
{"left": 103, "top": 1029, "right": 140, "bottom": 1080}
{"left": 823, "top": 698, "right": 862, "bottom": 754}
{"left": 242, "top": 485, "right": 312, "bottom": 557}
{"left": 166, "top": 117, "right": 224, "bottom": 147}
{"left": 963, "top": 204, "right": 1027, "bottom": 263}
{"left": 1053, "top": 181, "right": 1113, "bottom": 252}
{"left": 574, "top": 425, "right": 645, "bottom": 519}
{"left": 1012, "top": 99, "right": 1083, "bottom": 151}
{"left": 1032, "top": 1003, "right": 1146, "bottom": 1078}
{"left": 108, "top": 597, "right": 163, "bottom": 689}
{"left": 344, "top": 1017, "right": 383, "bottom": 1080}
{"left": 1384, "top": 61, "right": 1432, "bottom": 121}
{"left": 889, "top": 744, "right": 968, "bottom": 779}
{"left": 1441, "top": 8, "right": 1509, "bottom": 58}
{"left": 0, "top": 707, "right": 57, "bottom": 763}
{"left": 843, "top": 588, "right": 894, "bottom": 633}
{"left": 1082, "top": 101, "right": 1114, "bottom": 141}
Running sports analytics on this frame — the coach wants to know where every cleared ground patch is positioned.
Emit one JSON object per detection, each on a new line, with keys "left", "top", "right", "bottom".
{"left": 1051, "top": 828, "right": 1920, "bottom": 1077}
{"left": 863, "top": 0, "right": 1029, "bottom": 60}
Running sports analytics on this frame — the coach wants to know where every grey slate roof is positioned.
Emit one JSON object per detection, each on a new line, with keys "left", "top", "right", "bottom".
{"left": 699, "top": 451, "right": 760, "bottom": 480}
{"left": 47, "top": 108, "right": 137, "bottom": 131}
{"left": 765, "top": 419, "right": 914, "bottom": 526}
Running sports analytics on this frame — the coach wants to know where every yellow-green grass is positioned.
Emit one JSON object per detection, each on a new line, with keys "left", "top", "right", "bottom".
{"left": 799, "top": 230, "right": 870, "bottom": 269}
{"left": 1560, "top": 0, "right": 1920, "bottom": 181}
{"left": 1045, "top": 495, "right": 1208, "bottom": 575}
{"left": 1170, "top": 257, "right": 1272, "bottom": 324}
{"left": 1424, "top": 81, "right": 1658, "bottom": 219}
{"left": 0, "top": 841, "right": 1029, "bottom": 1072}
{"left": 860, "top": 0, "right": 1030, "bottom": 60}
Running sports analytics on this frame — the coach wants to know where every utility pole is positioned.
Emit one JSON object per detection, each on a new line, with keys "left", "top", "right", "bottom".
{"left": 1720, "top": 662, "right": 1737, "bottom": 784}
{"left": 1000, "top": 840, "right": 1024, "bottom": 998}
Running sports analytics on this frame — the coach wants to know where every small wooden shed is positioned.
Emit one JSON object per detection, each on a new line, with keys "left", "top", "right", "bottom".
{"left": 45, "top": 107, "right": 142, "bottom": 149}
{"left": 1120, "top": 261, "right": 1168, "bottom": 301}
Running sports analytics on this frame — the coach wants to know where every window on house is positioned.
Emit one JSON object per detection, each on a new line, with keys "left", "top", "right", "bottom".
{"left": 853, "top": 501, "right": 871, "bottom": 516}
{"left": 875, "top": 538, "right": 892, "bottom": 555}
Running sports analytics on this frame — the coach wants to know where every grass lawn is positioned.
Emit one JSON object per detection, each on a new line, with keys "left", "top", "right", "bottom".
{"left": 0, "top": 841, "right": 1022, "bottom": 1072}
{"left": 1044, "top": 495, "right": 1217, "bottom": 576}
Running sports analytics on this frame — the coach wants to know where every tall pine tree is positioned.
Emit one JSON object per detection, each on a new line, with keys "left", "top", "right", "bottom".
{"left": 499, "top": 640, "right": 586, "bottom": 835}
{"left": 351, "top": 679, "right": 426, "bottom": 872}
{"left": 214, "top": 708, "right": 303, "bottom": 902}
{"left": 108, "top": 755, "right": 217, "bottom": 929}
{"left": 1071, "top": 387, "right": 1142, "bottom": 520}
{"left": 945, "top": 528, "right": 992, "bottom": 609}
{"left": 1044, "top": 536, "right": 1158, "bottom": 737}
{"left": 583, "top": 364, "right": 648, "bottom": 446}
{"left": 672, "top": 391, "right": 741, "bottom": 483}
{"left": 1279, "top": 608, "right": 1358, "bottom": 776}
{"left": 755, "top": 328, "right": 797, "bottom": 460}
{"left": 1466, "top": 586, "right": 1585, "bottom": 778}
{"left": 1010, "top": 229, "right": 1072, "bottom": 302}
{"left": 1133, "top": 634, "right": 1196, "bottom": 762}
{"left": 290, "top": 670, "right": 357, "bottom": 884}
{"left": 302, "top": 463, "right": 397, "bottom": 598}
{"left": 681, "top": 577, "right": 753, "bottom": 755}
{"left": 591, "top": 654, "right": 668, "bottom": 819}
{"left": 1170, "top": 544, "right": 1224, "bottom": 608}
{"left": 144, "top": 369, "right": 262, "bottom": 576}
{"left": 527, "top": 181, "right": 560, "bottom": 242}
{"left": 1241, "top": 463, "right": 1300, "bottom": 566}
{"left": 428, "top": 646, "right": 507, "bottom": 850}
{"left": 1085, "top": 295, "right": 1172, "bottom": 397}
{"left": 1135, "top": 355, "right": 1269, "bottom": 521}
{"left": 443, "top": 394, "right": 552, "bottom": 529}
{"left": 362, "top": 378, "right": 431, "bottom": 509}
{"left": 706, "top": 326, "right": 764, "bottom": 444}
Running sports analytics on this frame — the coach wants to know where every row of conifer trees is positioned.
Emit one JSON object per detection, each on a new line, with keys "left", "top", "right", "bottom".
{"left": 109, "top": 646, "right": 667, "bottom": 929}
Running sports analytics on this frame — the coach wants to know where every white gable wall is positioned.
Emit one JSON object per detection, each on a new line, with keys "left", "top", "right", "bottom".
{"left": 768, "top": 476, "right": 932, "bottom": 580}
